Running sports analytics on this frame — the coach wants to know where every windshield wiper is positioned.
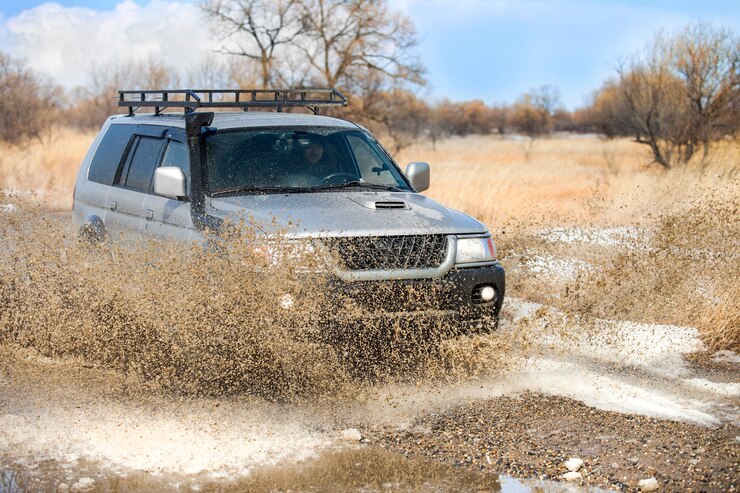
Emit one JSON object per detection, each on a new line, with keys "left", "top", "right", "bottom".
{"left": 308, "top": 180, "right": 403, "bottom": 192}
{"left": 210, "top": 186, "right": 305, "bottom": 197}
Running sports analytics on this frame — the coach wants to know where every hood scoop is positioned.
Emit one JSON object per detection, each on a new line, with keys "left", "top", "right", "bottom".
{"left": 348, "top": 194, "right": 411, "bottom": 210}
{"left": 373, "top": 200, "right": 409, "bottom": 209}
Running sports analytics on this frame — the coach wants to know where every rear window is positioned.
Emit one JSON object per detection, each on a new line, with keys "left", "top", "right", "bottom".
{"left": 88, "top": 124, "right": 136, "bottom": 185}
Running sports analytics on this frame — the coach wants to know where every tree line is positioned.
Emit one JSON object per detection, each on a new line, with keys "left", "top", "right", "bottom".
{"left": 1, "top": 0, "right": 737, "bottom": 169}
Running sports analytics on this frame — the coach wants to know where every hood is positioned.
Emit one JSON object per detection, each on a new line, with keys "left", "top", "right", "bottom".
{"left": 208, "top": 191, "right": 486, "bottom": 237}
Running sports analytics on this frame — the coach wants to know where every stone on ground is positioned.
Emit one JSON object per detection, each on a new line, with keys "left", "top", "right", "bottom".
{"left": 565, "top": 457, "right": 584, "bottom": 472}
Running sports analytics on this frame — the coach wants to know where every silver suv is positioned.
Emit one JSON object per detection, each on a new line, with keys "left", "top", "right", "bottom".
{"left": 72, "top": 89, "right": 504, "bottom": 329}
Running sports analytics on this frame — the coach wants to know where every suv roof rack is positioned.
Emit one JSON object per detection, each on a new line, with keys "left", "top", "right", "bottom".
{"left": 118, "top": 88, "right": 348, "bottom": 116}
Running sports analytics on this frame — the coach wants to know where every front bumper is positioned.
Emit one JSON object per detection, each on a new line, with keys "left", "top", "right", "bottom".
{"left": 325, "top": 262, "right": 505, "bottom": 327}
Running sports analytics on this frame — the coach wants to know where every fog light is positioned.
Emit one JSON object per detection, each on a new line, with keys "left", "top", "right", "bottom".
{"left": 480, "top": 286, "right": 496, "bottom": 302}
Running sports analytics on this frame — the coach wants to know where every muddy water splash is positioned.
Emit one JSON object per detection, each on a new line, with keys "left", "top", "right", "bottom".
{"left": 0, "top": 200, "right": 518, "bottom": 401}
{"left": 1, "top": 195, "right": 736, "bottom": 491}
{"left": 0, "top": 199, "right": 530, "bottom": 489}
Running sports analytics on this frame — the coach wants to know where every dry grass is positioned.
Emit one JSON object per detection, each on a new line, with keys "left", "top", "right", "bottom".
{"left": 1, "top": 130, "right": 738, "bottom": 354}
{"left": 0, "top": 127, "right": 96, "bottom": 210}
{"left": 397, "top": 135, "right": 642, "bottom": 227}
{"left": 397, "top": 134, "right": 739, "bottom": 351}
{"left": 698, "top": 283, "right": 740, "bottom": 353}
{"left": 397, "top": 134, "right": 738, "bottom": 229}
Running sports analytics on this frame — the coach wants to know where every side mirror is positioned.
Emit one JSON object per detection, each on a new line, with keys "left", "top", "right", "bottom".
{"left": 405, "top": 162, "right": 430, "bottom": 192}
{"left": 153, "top": 166, "right": 187, "bottom": 200}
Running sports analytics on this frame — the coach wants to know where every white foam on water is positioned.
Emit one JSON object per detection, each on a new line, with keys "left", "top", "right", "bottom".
{"left": 713, "top": 350, "right": 740, "bottom": 365}
{"left": 506, "top": 358, "right": 721, "bottom": 426}
{"left": 353, "top": 298, "right": 733, "bottom": 429}
{"left": 537, "top": 318, "right": 703, "bottom": 378}
{"left": 0, "top": 386, "right": 331, "bottom": 476}
{"left": 683, "top": 378, "right": 740, "bottom": 397}
{"left": 0, "top": 291, "right": 734, "bottom": 479}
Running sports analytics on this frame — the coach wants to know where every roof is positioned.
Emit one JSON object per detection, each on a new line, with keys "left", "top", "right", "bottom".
{"left": 109, "top": 111, "right": 358, "bottom": 130}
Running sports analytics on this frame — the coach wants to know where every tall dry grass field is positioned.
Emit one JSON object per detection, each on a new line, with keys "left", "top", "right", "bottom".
{"left": 402, "top": 134, "right": 739, "bottom": 351}
{"left": 397, "top": 135, "right": 738, "bottom": 229}
{"left": 0, "top": 128, "right": 97, "bottom": 209}
{"left": 1, "top": 130, "right": 738, "bottom": 351}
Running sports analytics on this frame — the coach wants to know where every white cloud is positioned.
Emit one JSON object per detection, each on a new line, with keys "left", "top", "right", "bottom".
{"left": 1, "top": 1, "right": 217, "bottom": 88}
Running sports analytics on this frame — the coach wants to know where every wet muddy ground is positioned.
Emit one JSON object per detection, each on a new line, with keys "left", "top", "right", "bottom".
{"left": 1, "top": 317, "right": 737, "bottom": 492}
{"left": 1, "top": 208, "right": 738, "bottom": 492}
{"left": 378, "top": 393, "right": 738, "bottom": 492}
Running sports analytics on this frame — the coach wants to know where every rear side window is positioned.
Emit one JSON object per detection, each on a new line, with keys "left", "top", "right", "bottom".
{"left": 88, "top": 124, "right": 136, "bottom": 185}
{"left": 119, "top": 136, "right": 164, "bottom": 192}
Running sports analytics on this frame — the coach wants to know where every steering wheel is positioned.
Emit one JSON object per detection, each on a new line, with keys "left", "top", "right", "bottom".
{"left": 321, "top": 172, "right": 357, "bottom": 184}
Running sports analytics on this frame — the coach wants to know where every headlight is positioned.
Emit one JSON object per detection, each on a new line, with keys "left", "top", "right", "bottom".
{"left": 455, "top": 236, "right": 497, "bottom": 264}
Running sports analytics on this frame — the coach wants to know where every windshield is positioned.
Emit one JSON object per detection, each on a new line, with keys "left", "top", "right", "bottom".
{"left": 205, "top": 127, "right": 412, "bottom": 195}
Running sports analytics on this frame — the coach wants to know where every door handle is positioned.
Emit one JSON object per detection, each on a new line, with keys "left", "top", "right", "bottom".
{"left": 109, "top": 201, "right": 117, "bottom": 211}
{"left": 144, "top": 209, "right": 154, "bottom": 220}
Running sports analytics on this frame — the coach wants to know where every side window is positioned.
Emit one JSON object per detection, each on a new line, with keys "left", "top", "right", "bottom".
{"left": 88, "top": 125, "right": 136, "bottom": 185}
{"left": 346, "top": 134, "right": 399, "bottom": 186}
{"left": 161, "top": 141, "right": 188, "bottom": 175}
{"left": 119, "top": 136, "right": 164, "bottom": 192}
{"left": 160, "top": 140, "right": 189, "bottom": 193}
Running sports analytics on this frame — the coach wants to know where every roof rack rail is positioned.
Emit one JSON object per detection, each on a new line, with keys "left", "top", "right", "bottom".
{"left": 118, "top": 88, "right": 348, "bottom": 116}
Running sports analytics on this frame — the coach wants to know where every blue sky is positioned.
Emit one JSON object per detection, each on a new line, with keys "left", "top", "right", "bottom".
{"left": 1, "top": 0, "right": 738, "bottom": 108}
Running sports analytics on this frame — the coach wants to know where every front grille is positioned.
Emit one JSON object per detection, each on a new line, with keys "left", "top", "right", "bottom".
{"left": 325, "top": 235, "right": 448, "bottom": 271}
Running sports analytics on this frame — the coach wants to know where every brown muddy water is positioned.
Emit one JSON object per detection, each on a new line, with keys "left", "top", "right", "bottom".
{"left": 0, "top": 344, "right": 607, "bottom": 493}
{"left": 1, "top": 447, "right": 613, "bottom": 493}
{"left": 0, "top": 206, "right": 570, "bottom": 492}
{"left": 0, "top": 203, "right": 737, "bottom": 492}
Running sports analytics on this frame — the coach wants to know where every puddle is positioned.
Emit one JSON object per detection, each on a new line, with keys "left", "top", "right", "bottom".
{"left": 0, "top": 470, "right": 22, "bottom": 493}
{"left": 0, "top": 447, "right": 605, "bottom": 493}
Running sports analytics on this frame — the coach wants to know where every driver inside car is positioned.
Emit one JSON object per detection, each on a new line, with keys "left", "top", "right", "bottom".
{"left": 288, "top": 134, "right": 349, "bottom": 186}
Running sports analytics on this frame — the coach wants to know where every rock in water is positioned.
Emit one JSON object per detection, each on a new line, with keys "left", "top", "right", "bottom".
{"left": 565, "top": 457, "right": 584, "bottom": 472}
{"left": 638, "top": 477, "right": 659, "bottom": 491}
{"left": 562, "top": 471, "right": 582, "bottom": 481}
{"left": 340, "top": 428, "right": 362, "bottom": 442}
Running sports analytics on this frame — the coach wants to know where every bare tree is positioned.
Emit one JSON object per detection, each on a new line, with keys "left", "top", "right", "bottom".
{"left": 509, "top": 85, "right": 562, "bottom": 137}
{"left": 672, "top": 24, "right": 739, "bottom": 163}
{"left": 508, "top": 85, "right": 562, "bottom": 160}
{"left": 201, "top": 0, "right": 427, "bottom": 147}
{"left": 489, "top": 104, "right": 509, "bottom": 135}
{"left": 430, "top": 99, "right": 498, "bottom": 137}
{"left": 355, "top": 87, "right": 430, "bottom": 152}
{"left": 69, "top": 59, "right": 180, "bottom": 129}
{"left": 616, "top": 51, "right": 687, "bottom": 168}
{"left": 531, "top": 84, "right": 562, "bottom": 118}
{"left": 295, "top": 0, "right": 424, "bottom": 90}
{"left": 201, "top": 0, "right": 304, "bottom": 88}
{"left": 589, "top": 24, "right": 738, "bottom": 169}
{"left": 0, "top": 52, "right": 61, "bottom": 144}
